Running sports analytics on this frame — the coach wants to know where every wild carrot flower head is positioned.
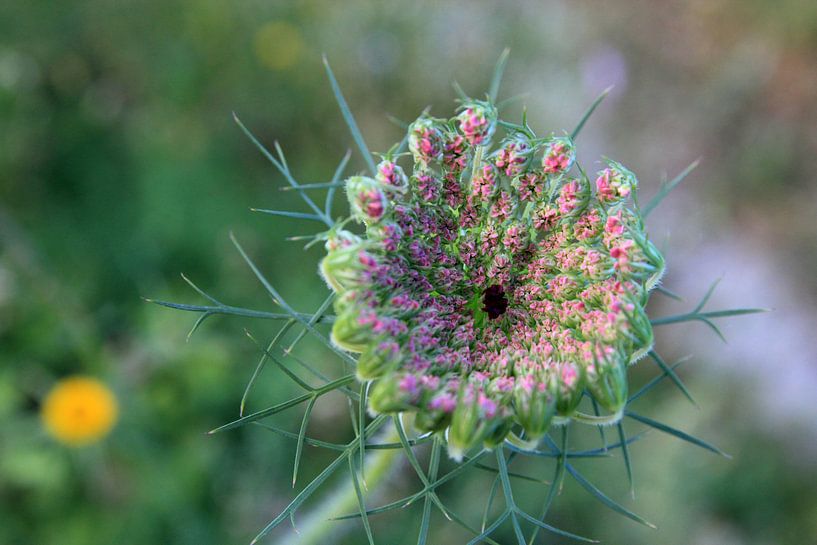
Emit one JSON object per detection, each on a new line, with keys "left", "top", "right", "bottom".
{"left": 322, "top": 97, "right": 665, "bottom": 459}
{"left": 152, "top": 54, "right": 765, "bottom": 544}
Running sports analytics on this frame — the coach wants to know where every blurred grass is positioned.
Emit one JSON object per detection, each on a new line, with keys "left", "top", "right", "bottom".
{"left": 1, "top": 1, "right": 815, "bottom": 544}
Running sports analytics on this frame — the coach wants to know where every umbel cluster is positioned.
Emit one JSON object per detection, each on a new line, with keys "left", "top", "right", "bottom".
{"left": 321, "top": 96, "right": 664, "bottom": 459}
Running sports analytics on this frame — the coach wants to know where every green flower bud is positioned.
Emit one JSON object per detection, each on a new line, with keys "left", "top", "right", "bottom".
{"left": 408, "top": 117, "right": 445, "bottom": 165}
{"left": 457, "top": 99, "right": 498, "bottom": 147}
{"left": 596, "top": 160, "right": 637, "bottom": 205}
{"left": 493, "top": 134, "right": 534, "bottom": 177}
{"left": 512, "top": 376, "right": 557, "bottom": 439}
{"left": 368, "top": 376, "right": 411, "bottom": 414}
{"left": 556, "top": 177, "right": 591, "bottom": 218}
{"left": 554, "top": 362, "right": 585, "bottom": 417}
{"left": 640, "top": 237, "right": 666, "bottom": 291}
{"left": 624, "top": 302, "right": 654, "bottom": 363}
{"left": 447, "top": 384, "right": 504, "bottom": 461}
{"left": 413, "top": 408, "right": 452, "bottom": 434}
{"left": 319, "top": 230, "right": 375, "bottom": 294}
{"left": 482, "top": 417, "right": 514, "bottom": 450}
{"left": 346, "top": 176, "right": 389, "bottom": 224}
{"left": 587, "top": 351, "right": 628, "bottom": 414}
{"left": 356, "top": 340, "right": 401, "bottom": 381}
{"left": 330, "top": 295, "right": 376, "bottom": 353}
{"left": 376, "top": 160, "right": 409, "bottom": 199}
{"left": 542, "top": 135, "right": 576, "bottom": 174}
{"left": 414, "top": 379, "right": 459, "bottom": 433}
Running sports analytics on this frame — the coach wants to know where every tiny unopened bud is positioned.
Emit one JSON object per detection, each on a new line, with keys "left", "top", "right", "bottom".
{"left": 513, "top": 374, "right": 557, "bottom": 439}
{"left": 368, "top": 375, "right": 411, "bottom": 413}
{"left": 542, "top": 136, "right": 576, "bottom": 174}
{"left": 457, "top": 100, "right": 497, "bottom": 147}
{"left": 408, "top": 117, "right": 446, "bottom": 165}
{"left": 556, "top": 177, "right": 591, "bottom": 217}
{"left": 319, "top": 230, "right": 375, "bottom": 294}
{"left": 587, "top": 350, "right": 628, "bottom": 414}
{"left": 447, "top": 383, "right": 506, "bottom": 460}
{"left": 554, "top": 362, "right": 585, "bottom": 416}
{"left": 376, "top": 160, "right": 409, "bottom": 198}
{"left": 635, "top": 234, "right": 666, "bottom": 290}
{"left": 624, "top": 301, "right": 654, "bottom": 362}
{"left": 415, "top": 377, "right": 460, "bottom": 433}
{"left": 356, "top": 340, "right": 401, "bottom": 380}
{"left": 493, "top": 134, "right": 533, "bottom": 177}
{"left": 595, "top": 161, "right": 637, "bottom": 205}
{"left": 330, "top": 292, "right": 377, "bottom": 353}
{"left": 347, "top": 176, "right": 389, "bottom": 224}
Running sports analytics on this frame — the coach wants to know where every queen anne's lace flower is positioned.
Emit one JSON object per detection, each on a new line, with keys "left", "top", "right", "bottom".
{"left": 321, "top": 98, "right": 665, "bottom": 459}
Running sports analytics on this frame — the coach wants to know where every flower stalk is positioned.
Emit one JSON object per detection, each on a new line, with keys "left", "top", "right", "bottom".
{"left": 277, "top": 427, "right": 402, "bottom": 545}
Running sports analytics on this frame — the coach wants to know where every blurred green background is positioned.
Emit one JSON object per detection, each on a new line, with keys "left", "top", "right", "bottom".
{"left": 1, "top": 1, "right": 815, "bottom": 544}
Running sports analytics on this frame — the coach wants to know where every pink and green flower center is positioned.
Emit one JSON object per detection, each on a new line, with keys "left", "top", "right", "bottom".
{"left": 322, "top": 98, "right": 664, "bottom": 457}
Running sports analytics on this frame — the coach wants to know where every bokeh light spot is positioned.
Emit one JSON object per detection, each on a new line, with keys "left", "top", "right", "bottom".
{"left": 41, "top": 376, "right": 118, "bottom": 447}
{"left": 254, "top": 21, "right": 304, "bottom": 71}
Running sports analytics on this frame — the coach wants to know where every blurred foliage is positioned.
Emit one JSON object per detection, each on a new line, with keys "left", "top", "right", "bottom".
{"left": 0, "top": 1, "right": 814, "bottom": 544}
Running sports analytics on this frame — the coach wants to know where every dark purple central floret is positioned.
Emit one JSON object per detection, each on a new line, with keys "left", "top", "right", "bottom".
{"left": 482, "top": 284, "right": 508, "bottom": 320}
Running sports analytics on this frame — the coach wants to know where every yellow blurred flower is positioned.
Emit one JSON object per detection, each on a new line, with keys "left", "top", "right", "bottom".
{"left": 41, "top": 376, "right": 118, "bottom": 446}
{"left": 254, "top": 21, "right": 304, "bottom": 71}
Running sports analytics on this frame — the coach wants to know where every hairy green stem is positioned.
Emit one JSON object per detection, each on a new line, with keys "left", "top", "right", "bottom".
{"left": 279, "top": 428, "right": 402, "bottom": 545}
